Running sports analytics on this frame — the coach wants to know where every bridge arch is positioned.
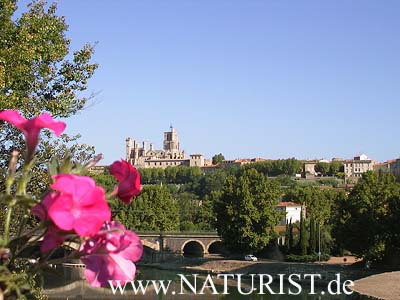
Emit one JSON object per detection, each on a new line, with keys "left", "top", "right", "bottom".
{"left": 181, "top": 240, "right": 206, "bottom": 257}
{"left": 142, "top": 240, "right": 160, "bottom": 251}
{"left": 207, "top": 240, "right": 225, "bottom": 254}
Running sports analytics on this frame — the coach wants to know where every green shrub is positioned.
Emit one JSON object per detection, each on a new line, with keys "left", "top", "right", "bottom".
{"left": 317, "top": 178, "right": 341, "bottom": 187}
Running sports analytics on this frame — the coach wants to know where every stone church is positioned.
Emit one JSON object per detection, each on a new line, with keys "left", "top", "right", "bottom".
{"left": 125, "top": 127, "right": 209, "bottom": 169}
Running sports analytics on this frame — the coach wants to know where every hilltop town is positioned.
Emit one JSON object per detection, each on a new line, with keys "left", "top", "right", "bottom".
{"left": 121, "top": 126, "right": 400, "bottom": 183}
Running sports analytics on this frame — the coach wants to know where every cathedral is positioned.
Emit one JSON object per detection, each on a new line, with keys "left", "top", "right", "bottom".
{"left": 125, "top": 127, "right": 209, "bottom": 169}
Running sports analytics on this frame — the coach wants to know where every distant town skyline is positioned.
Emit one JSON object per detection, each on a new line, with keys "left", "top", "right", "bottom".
{"left": 17, "top": 0, "right": 400, "bottom": 164}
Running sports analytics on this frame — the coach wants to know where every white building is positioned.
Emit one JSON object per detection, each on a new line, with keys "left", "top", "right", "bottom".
{"left": 277, "top": 201, "right": 303, "bottom": 225}
{"left": 344, "top": 154, "right": 375, "bottom": 181}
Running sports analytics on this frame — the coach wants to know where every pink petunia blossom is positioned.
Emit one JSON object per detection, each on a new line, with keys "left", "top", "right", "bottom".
{"left": 110, "top": 160, "right": 141, "bottom": 204}
{"left": 80, "top": 221, "right": 143, "bottom": 287}
{"left": 32, "top": 194, "right": 65, "bottom": 252}
{"left": 31, "top": 193, "right": 57, "bottom": 221}
{"left": 0, "top": 110, "right": 66, "bottom": 158}
{"left": 41, "top": 225, "right": 66, "bottom": 253}
{"left": 47, "top": 174, "right": 111, "bottom": 237}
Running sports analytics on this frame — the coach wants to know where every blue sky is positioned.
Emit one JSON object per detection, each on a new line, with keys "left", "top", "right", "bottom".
{"left": 19, "top": 0, "right": 400, "bottom": 164}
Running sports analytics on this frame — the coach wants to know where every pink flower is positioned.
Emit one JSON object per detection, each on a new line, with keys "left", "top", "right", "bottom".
{"left": 41, "top": 225, "right": 66, "bottom": 253}
{"left": 110, "top": 160, "right": 140, "bottom": 204}
{"left": 47, "top": 174, "right": 111, "bottom": 237}
{"left": 32, "top": 193, "right": 57, "bottom": 221}
{"left": 80, "top": 221, "right": 143, "bottom": 287}
{"left": 32, "top": 194, "right": 66, "bottom": 252}
{"left": 0, "top": 110, "right": 66, "bottom": 158}
{"left": 110, "top": 160, "right": 141, "bottom": 204}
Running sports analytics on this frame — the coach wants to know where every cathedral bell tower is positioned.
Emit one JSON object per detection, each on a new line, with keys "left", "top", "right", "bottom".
{"left": 163, "top": 125, "right": 180, "bottom": 151}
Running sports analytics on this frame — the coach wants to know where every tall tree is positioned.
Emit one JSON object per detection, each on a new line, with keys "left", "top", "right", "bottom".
{"left": 0, "top": 0, "right": 97, "bottom": 193}
{"left": 284, "top": 186, "right": 336, "bottom": 254}
{"left": 309, "top": 217, "right": 316, "bottom": 254}
{"left": 299, "top": 210, "right": 308, "bottom": 255}
{"left": 329, "top": 161, "right": 343, "bottom": 176}
{"left": 0, "top": 0, "right": 97, "bottom": 117}
{"left": 0, "top": 0, "right": 97, "bottom": 236}
{"left": 334, "top": 171, "right": 400, "bottom": 262}
{"left": 315, "top": 162, "right": 330, "bottom": 176}
{"left": 0, "top": 1, "right": 97, "bottom": 296}
{"left": 212, "top": 153, "right": 225, "bottom": 165}
{"left": 214, "top": 169, "right": 283, "bottom": 253}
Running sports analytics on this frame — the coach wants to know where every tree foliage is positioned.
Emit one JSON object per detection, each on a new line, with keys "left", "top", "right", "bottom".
{"left": 243, "top": 158, "right": 302, "bottom": 177}
{"left": 315, "top": 161, "right": 343, "bottom": 177}
{"left": 195, "top": 193, "right": 216, "bottom": 231}
{"left": 283, "top": 186, "right": 337, "bottom": 255}
{"left": 0, "top": 0, "right": 97, "bottom": 195}
{"left": 214, "top": 169, "right": 283, "bottom": 253}
{"left": 212, "top": 153, "right": 225, "bottom": 165}
{"left": 284, "top": 186, "right": 334, "bottom": 225}
{"left": 315, "top": 162, "right": 330, "bottom": 176}
{"left": 0, "top": 0, "right": 97, "bottom": 117}
{"left": 299, "top": 212, "right": 308, "bottom": 255}
{"left": 176, "top": 192, "right": 199, "bottom": 231}
{"left": 139, "top": 166, "right": 202, "bottom": 185}
{"left": 112, "top": 185, "right": 180, "bottom": 232}
{"left": 0, "top": 0, "right": 97, "bottom": 173}
{"left": 0, "top": 0, "right": 97, "bottom": 248}
{"left": 334, "top": 171, "right": 400, "bottom": 263}
{"left": 90, "top": 171, "right": 117, "bottom": 193}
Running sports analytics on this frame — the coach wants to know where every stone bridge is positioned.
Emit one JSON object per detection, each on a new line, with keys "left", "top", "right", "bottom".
{"left": 30, "top": 231, "right": 223, "bottom": 257}
{"left": 137, "top": 232, "right": 223, "bottom": 256}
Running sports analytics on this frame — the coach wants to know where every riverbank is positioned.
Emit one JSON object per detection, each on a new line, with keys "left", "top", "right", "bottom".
{"left": 352, "top": 272, "right": 400, "bottom": 300}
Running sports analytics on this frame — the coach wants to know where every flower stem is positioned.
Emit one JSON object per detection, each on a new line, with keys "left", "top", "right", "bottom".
{"left": 3, "top": 198, "right": 16, "bottom": 245}
{"left": 5, "top": 150, "right": 19, "bottom": 195}
{"left": 16, "top": 158, "right": 35, "bottom": 196}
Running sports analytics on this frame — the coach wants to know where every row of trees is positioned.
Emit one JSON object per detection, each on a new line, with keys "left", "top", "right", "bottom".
{"left": 241, "top": 158, "right": 302, "bottom": 176}
{"left": 138, "top": 158, "right": 304, "bottom": 186}
{"left": 139, "top": 166, "right": 202, "bottom": 185}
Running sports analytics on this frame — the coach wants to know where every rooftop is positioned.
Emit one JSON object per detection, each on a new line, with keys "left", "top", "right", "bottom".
{"left": 277, "top": 201, "right": 301, "bottom": 207}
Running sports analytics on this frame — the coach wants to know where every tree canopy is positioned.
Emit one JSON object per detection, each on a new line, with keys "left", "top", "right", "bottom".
{"left": 112, "top": 185, "right": 180, "bottom": 232}
{"left": 0, "top": 0, "right": 97, "bottom": 117}
{"left": 242, "top": 158, "right": 302, "bottom": 177}
{"left": 214, "top": 169, "right": 283, "bottom": 253}
{"left": 212, "top": 153, "right": 225, "bottom": 165}
{"left": 0, "top": 0, "right": 97, "bottom": 194}
{"left": 334, "top": 171, "right": 400, "bottom": 264}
